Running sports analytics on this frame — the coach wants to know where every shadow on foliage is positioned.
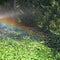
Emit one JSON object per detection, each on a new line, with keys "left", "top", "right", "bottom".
{"left": 43, "top": 30, "right": 60, "bottom": 59}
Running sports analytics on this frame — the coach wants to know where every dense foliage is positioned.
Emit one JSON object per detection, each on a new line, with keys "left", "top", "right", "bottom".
{"left": 0, "top": 37, "right": 60, "bottom": 60}
{"left": 0, "top": 0, "right": 60, "bottom": 34}
{"left": 0, "top": 0, "right": 60, "bottom": 59}
{"left": 16, "top": 0, "right": 60, "bottom": 34}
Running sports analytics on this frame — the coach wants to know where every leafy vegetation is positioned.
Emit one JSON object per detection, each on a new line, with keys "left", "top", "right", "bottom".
{"left": 16, "top": 0, "right": 60, "bottom": 34}
{"left": 1, "top": 0, "right": 60, "bottom": 34}
{"left": 0, "top": 37, "right": 59, "bottom": 60}
{"left": 0, "top": 0, "right": 60, "bottom": 60}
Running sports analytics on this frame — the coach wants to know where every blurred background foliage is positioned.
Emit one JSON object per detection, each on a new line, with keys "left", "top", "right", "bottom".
{"left": 0, "top": 0, "right": 60, "bottom": 35}
{"left": 15, "top": 0, "right": 60, "bottom": 35}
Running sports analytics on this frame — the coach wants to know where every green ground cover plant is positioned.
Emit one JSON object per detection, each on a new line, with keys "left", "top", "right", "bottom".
{"left": 0, "top": 37, "right": 59, "bottom": 60}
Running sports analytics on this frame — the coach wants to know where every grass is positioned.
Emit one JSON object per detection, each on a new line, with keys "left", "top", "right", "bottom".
{"left": 0, "top": 37, "right": 59, "bottom": 60}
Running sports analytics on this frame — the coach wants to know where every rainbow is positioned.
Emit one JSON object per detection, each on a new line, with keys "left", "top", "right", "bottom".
{"left": 0, "top": 17, "right": 45, "bottom": 39}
